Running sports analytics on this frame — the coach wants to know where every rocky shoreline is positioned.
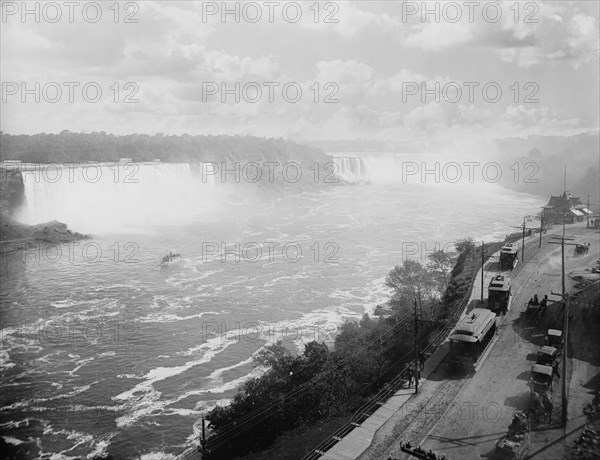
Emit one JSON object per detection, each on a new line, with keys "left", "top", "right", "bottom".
{"left": 0, "top": 214, "right": 90, "bottom": 252}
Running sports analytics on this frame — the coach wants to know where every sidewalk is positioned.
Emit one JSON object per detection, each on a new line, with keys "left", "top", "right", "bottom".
{"left": 320, "top": 385, "right": 417, "bottom": 460}
{"left": 320, "top": 243, "right": 517, "bottom": 460}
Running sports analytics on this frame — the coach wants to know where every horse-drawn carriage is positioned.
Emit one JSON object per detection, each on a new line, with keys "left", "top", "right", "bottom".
{"left": 495, "top": 412, "right": 530, "bottom": 459}
{"left": 531, "top": 364, "right": 553, "bottom": 395}
{"left": 546, "top": 329, "right": 563, "bottom": 350}
{"left": 536, "top": 346, "right": 559, "bottom": 366}
{"left": 526, "top": 294, "right": 547, "bottom": 320}
{"left": 575, "top": 243, "right": 590, "bottom": 255}
{"left": 528, "top": 364, "right": 555, "bottom": 424}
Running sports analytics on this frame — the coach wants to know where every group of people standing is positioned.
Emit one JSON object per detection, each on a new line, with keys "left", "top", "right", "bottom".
{"left": 403, "top": 354, "right": 425, "bottom": 387}
{"left": 528, "top": 294, "right": 548, "bottom": 310}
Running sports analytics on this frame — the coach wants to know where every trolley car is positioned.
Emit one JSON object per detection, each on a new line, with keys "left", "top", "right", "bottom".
{"left": 488, "top": 274, "right": 512, "bottom": 314}
{"left": 500, "top": 242, "right": 519, "bottom": 270}
{"left": 449, "top": 308, "right": 497, "bottom": 371}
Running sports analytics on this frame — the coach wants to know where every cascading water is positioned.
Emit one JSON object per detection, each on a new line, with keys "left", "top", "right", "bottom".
{"left": 332, "top": 153, "right": 501, "bottom": 186}
{"left": 332, "top": 156, "right": 368, "bottom": 183}
{"left": 16, "top": 162, "right": 218, "bottom": 233}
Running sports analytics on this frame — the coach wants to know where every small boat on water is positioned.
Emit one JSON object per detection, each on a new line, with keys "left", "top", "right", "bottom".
{"left": 161, "top": 251, "right": 181, "bottom": 266}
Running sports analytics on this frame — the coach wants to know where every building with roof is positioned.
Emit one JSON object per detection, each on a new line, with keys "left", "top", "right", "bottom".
{"left": 543, "top": 191, "right": 592, "bottom": 224}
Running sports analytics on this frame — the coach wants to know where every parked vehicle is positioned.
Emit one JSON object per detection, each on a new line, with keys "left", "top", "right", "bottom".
{"left": 495, "top": 411, "right": 530, "bottom": 459}
{"left": 546, "top": 329, "right": 563, "bottom": 350}
{"left": 531, "top": 364, "right": 553, "bottom": 395}
{"left": 536, "top": 346, "right": 558, "bottom": 366}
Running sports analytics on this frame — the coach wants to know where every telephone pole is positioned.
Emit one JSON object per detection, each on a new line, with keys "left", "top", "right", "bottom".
{"left": 479, "top": 241, "right": 497, "bottom": 302}
{"left": 549, "top": 212, "right": 577, "bottom": 427}
{"left": 198, "top": 416, "right": 209, "bottom": 458}
{"left": 481, "top": 241, "right": 485, "bottom": 303}
{"left": 521, "top": 218, "right": 526, "bottom": 261}
{"left": 414, "top": 298, "right": 419, "bottom": 394}
{"left": 539, "top": 207, "right": 545, "bottom": 248}
{"left": 513, "top": 218, "right": 537, "bottom": 263}
{"left": 587, "top": 195, "right": 590, "bottom": 228}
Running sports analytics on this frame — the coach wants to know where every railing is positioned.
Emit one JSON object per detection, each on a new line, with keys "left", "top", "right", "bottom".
{"left": 301, "top": 241, "right": 505, "bottom": 460}
{"left": 301, "top": 366, "right": 413, "bottom": 460}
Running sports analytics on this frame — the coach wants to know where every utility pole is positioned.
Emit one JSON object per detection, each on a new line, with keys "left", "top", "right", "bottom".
{"left": 481, "top": 241, "right": 485, "bottom": 303}
{"left": 549, "top": 212, "right": 577, "bottom": 427}
{"left": 199, "top": 416, "right": 208, "bottom": 458}
{"left": 522, "top": 218, "right": 526, "bottom": 261}
{"left": 513, "top": 218, "right": 536, "bottom": 263}
{"left": 539, "top": 207, "right": 545, "bottom": 248}
{"left": 414, "top": 298, "right": 419, "bottom": 394}
{"left": 587, "top": 195, "right": 590, "bottom": 228}
{"left": 562, "top": 294, "right": 570, "bottom": 427}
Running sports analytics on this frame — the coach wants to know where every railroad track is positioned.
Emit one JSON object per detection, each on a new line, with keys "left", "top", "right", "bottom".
{"left": 379, "top": 236, "right": 550, "bottom": 459}
{"left": 381, "top": 375, "right": 470, "bottom": 459}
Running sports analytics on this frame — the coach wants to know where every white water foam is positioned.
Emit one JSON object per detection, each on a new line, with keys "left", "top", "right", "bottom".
{"left": 17, "top": 162, "right": 219, "bottom": 233}
{"left": 2, "top": 435, "right": 25, "bottom": 445}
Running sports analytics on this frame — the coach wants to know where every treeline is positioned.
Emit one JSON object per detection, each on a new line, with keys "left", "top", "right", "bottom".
{"left": 0, "top": 131, "right": 328, "bottom": 165}
{"left": 204, "top": 235, "right": 523, "bottom": 459}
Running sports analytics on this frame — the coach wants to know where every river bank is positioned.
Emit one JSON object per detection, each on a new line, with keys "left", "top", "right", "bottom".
{"left": 0, "top": 213, "right": 90, "bottom": 252}
{"left": 0, "top": 180, "right": 546, "bottom": 459}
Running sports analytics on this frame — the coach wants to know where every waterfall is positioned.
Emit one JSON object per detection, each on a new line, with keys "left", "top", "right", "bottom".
{"left": 331, "top": 154, "right": 499, "bottom": 186}
{"left": 332, "top": 156, "right": 368, "bottom": 183}
{"left": 16, "top": 162, "right": 218, "bottom": 233}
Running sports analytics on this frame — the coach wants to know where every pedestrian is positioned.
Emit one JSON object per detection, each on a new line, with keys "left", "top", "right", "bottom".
{"left": 403, "top": 363, "right": 412, "bottom": 387}
{"left": 552, "top": 361, "right": 560, "bottom": 379}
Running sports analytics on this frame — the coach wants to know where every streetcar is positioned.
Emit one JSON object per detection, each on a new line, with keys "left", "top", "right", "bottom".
{"left": 488, "top": 274, "right": 512, "bottom": 314}
{"left": 449, "top": 308, "right": 497, "bottom": 371}
{"left": 500, "top": 242, "right": 519, "bottom": 270}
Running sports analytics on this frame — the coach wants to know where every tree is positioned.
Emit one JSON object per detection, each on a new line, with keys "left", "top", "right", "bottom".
{"left": 454, "top": 237, "right": 475, "bottom": 259}
{"left": 428, "top": 249, "right": 454, "bottom": 289}
{"left": 385, "top": 259, "right": 436, "bottom": 308}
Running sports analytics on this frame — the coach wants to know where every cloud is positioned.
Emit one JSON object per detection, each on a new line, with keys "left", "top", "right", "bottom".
{"left": 503, "top": 104, "right": 580, "bottom": 130}
{"left": 315, "top": 60, "right": 375, "bottom": 87}
{"left": 496, "top": 11, "right": 598, "bottom": 67}
{"left": 1, "top": 1, "right": 596, "bottom": 141}
{"left": 298, "top": 3, "right": 398, "bottom": 39}
{"left": 399, "top": 2, "right": 598, "bottom": 68}
{"left": 405, "top": 21, "right": 473, "bottom": 51}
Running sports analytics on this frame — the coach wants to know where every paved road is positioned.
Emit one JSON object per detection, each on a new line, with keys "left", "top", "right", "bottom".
{"left": 415, "top": 222, "right": 599, "bottom": 460}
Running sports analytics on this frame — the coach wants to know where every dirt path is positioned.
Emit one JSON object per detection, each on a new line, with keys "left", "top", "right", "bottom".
{"left": 416, "top": 222, "right": 599, "bottom": 459}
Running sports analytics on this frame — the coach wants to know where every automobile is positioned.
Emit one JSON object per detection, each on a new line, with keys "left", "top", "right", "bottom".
{"left": 536, "top": 346, "right": 558, "bottom": 366}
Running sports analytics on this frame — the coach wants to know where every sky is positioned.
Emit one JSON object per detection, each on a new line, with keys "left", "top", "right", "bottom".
{"left": 1, "top": 0, "right": 599, "bottom": 148}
